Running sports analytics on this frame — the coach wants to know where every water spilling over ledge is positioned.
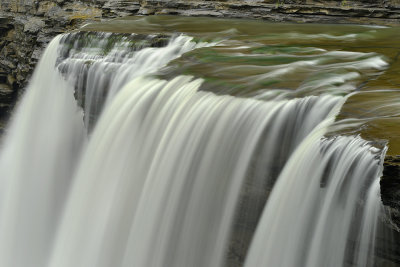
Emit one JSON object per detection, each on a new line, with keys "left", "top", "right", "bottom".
{"left": 0, "top": 16, "right": 399, "bottom": 267}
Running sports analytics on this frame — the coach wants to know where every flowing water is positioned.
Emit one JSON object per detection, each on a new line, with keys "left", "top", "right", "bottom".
{"left": 0, "top": 15, "right": 399, "bottom": 267}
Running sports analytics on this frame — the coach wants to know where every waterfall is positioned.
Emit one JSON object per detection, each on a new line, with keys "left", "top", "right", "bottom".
{"left": 0, "top": 35, "right": 86, "bottom": 267}
{"left": 0, "top": 30, "right": 389, "bottom": 267}
{"left": 244, "top": 130, "right": 386, "bottom": 267}
{"left": 57, "top": 32, "right": 211, "bottom": 129}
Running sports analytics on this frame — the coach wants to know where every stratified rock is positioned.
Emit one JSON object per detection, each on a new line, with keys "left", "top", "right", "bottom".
{"left": 37, "top": 1, "right": 58, "bottom": 16}
{"left": 0, "top": 82, "right": 13, "bottom": 102}
{"left": 0, "top": 16, "right": 11, "bottom": 32}
{"left": 103, "top": 0, "right": 140, "bottom": 17}
{"left": 0, "top": 82, "right": 15, "bottom": 134}
{"left": 23, "top": 17, "right": 45, "bottom": 33}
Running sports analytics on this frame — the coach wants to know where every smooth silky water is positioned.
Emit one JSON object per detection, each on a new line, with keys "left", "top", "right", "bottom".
{"left": 0, "top": 15, "right": 399, "bottom": 267}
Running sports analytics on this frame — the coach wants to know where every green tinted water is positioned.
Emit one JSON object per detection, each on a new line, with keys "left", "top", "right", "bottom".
{"left": 82, "top": 15, "right": 400, "bottom": 154}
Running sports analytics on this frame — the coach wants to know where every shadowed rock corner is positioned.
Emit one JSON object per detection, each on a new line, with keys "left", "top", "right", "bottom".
{"left": 381, "top": 156, "right": 400, "bottom": 231}
{"left": 0, "top": 16, "right": 14, "bottom": 135}
{"left": 0, "top": 83, "right": 14, "bottom": 135}
{"left": 377, "top": 156, "right": 400, "bottom": 266}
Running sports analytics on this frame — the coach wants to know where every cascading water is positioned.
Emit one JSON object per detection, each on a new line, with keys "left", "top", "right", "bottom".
{"left": 244, "top": 129, "right": 386, "bottom": 267}
{"left": 57, "top": 32, "right": 210, "bottom": 129}
{"left": 0, "top": 16, "right": 396, "bottom": 267}
{"left": 0, "top": 35, "right": 85, "bottom": 267}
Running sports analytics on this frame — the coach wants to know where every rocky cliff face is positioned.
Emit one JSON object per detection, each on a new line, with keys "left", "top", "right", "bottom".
{"left": 0, "top": 0, "right": 105, "bottom": 132}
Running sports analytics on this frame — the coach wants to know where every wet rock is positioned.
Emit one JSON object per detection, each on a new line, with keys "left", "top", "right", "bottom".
{"left": 0, "top": 83, "right": 13, "bottom": 101}
{"left": 0, "top": 59, "right": 16, "bottom": 70}
{"left": 6, "top": 75, "right": 15, "bottom": 86}
{"left": 0, "top": 83, "right": 15, "bottom": 132}
{"left": 0, "top": 70, "right": 6, "bottom": 83}
{"left": 139, "top": 0, "right": 400, "bottom": 25}
{"left": 103, "top": 0, "right": 140, "bottom": 17}
{"left": 0, "top": 16, "right": 11, "bottom": 32}
{"left": 381, "top": 155, "right": 400, "bottom": 231}
{"left": 182, "top": 10, "right": 224, "bottom": 17}
{"left": 23, "top": 17, "right": 45, "bottom": 33}
{"left": 37, "top": 1, "right": 58, "bottom": 16}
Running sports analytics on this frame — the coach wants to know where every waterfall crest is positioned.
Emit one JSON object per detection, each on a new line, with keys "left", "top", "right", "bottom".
{"left": 58, "top": 33, "right": 211, "bottom": 128}
{"left": 0, "top": 29, "right": 390, "bottom": 267}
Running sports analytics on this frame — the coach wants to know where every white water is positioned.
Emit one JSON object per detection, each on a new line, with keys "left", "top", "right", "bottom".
{"left": 244, "top": 129, "right": 386, "bottom": 267}
{"left": 59, "top": 33, "right": 210, "bottom": 128}
{"left": 0, "top": 36, "right": 85, "bottom": 267}
{"left": 0, "top": 33, "right": 389, "bottom": 267}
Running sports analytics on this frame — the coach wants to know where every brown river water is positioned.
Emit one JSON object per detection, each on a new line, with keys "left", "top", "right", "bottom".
{"left": 82, "top": 15, "right": 400, "bottom": 155}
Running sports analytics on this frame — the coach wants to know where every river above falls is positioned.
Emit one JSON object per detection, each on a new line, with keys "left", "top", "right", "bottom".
{"left": 80, "top": 15, "right": 400, "bottom": 155}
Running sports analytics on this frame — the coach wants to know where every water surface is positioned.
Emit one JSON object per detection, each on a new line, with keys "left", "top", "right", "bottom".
{"left": 82, "top": 16, "right": 400, "bottom": 154}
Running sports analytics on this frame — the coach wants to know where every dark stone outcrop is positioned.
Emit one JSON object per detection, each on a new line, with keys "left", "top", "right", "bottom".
{"left": 382, "top": 156, "right": 400, "bottom": 231}
{"left": 0, "top": 83, "right": 14, "bottom": 134}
